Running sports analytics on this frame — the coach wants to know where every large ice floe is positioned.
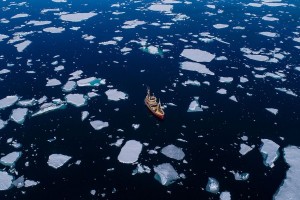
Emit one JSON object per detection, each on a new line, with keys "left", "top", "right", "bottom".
{"left": 153, "top": 163, "right": 179, "bottom": 186}
{"left": 273, "top": 146, "right": 300, "bottom": 200}
{"left": 0, "top": 171, "right": 14, "bottom": 191}
{"left": 239, "top": 143, "right": 254, "bottom": 156}
{"left": 65, "top": 94, "right": 87, "bottom": 107}
{"left": 180, "top": 49, "right": 215, "bottom": 62}
{"left": 60, "top": 12, "right": 97, "bottom": 22}
{"left": 161, "top": 144, "right": 185, "bottom": 160}
{"left": 47, "top": 154, "right": 71, "bottom": 169}
{"left": 260, "top": 139, "right": 280, "bottom": 168}
{"left": 90, "top": 120, "right": 109, "bottom": 130}
{"left": 105, "top": 89, "right": 128, "bottom": 101}
{"left": 206, "top": 177, "right": 220, "bottom": 194}
{"left": 118, "top": 140, "right": 143, "bottom": 164}
{"left": 77, "top": 77, "right": 104, "bottom": 87}
{"left": 10, "top": 108, "right": 29, "bottom": 124}
{"left": 0, "top": 152, "right": 22, "bottom": 167}
{"left": 180, "top": 62, "right": 214, "bottom": 75}
{"left": 0, "top": 95, "right": 19, "bottom": 110}
{"left": 265, "top": 108, "right": 278, "bottom": 115}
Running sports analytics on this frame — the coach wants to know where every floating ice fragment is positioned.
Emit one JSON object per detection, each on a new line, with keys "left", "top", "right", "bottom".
{"left": 32, "top": 103, "right": 66, "bottom": 117}
{"left": 14, "top": 40, "right": 31, "bottom": 52}
{"left": 259, "top": 32, "right": 279, "bottom": 37}
{"left": 17, "top": 99, "right": 36, "bottom": 107}
{"left": 62, "top": 81, "right": 77, "bottom": 92}
{"left": 0, "top": 152, "right": 22, "bottom": 167}
{"left": 132, "top": 164, "right": 151, "bottom": 175}
{"left": 217, "top": 89, "right": 227, "bottom": 95}
{"left": 90, "top": 120, "right": 109, "bottom": 130}
{"left": 182, "top": 80, "right": 201, "bottom": 86}
{"left": 260, "top": 139, "right": 280, "bottom": 168}
{"left": 0, "top": 95, "right": 19, "bottom": 110}
{"left": 161, "top": 144, "right": 185, "bottom": 160}
{"left": 181, "top": 49, "right": 215, "bottom": 62}
{"left": 43, "top": 27, "right": 65, "bottom": 33}
{"left": 181, "top": 62, "right": 214, "bottom": 75}
{"left": 205, "top": 177, "right": 219, "bottom": 194}
{"left": 46, "top": 78, "right": 61, "bottom": 86}
{"left": 118, "top": 140, "right": 143, "bottom": 164}
{"left": 65, "top": 94, "right": 87, "bottom": 107}
{"left": 265, "top": 108, "right": 278, "bottom": 115}
{"left": 229, "top": 95, "right": 238, "bottom": 102}
{"left": 230, "top": 171, "right": 249, "bottom": 181}
{"left": 24, "top": 180, "right": 39, "bottom": 187}
{"left": 47, "top": 154, "right": 71, "bottom": 169}
{"left": 12, "top": 176, "right": 24, "bottom": 188}
{"left": 141, "top": 46, "right": 163, "bottom": 55}
{"left": 10, "top": 108, "right": 28, "bottom": 124}
{"left": 275, "top": 88, "right": 297, "bottom": 97}
{"left": 244, "top": 54, "right": 269, "bottom": 62}
{"left": 154, "top": 163, "right": 179, "bottom": 186}
{"left": 122, "top": 20, "right": 146, "bottom": 29}
{"left": 0, "top": 34, "right": 9, "bottom": 42}
{"left": 77, "top": 77, "right": 104, "bottom": 87}
{"left": 54, "top": 65, "right": 64, "bottom": 71}
{"left": 219, "top": 77, "right": 233, "bottom": 83}
{"left": 26, "top": 20, "right": 52, "bottom": 26}
{"left": 11, "top": 13, "right": 29, "bottom": 19}
{"left": 148, "top": 4, "right": 173, "bottom": 12}
{"left": 0, "top": 171, "right": 13, "bottom": 191}
{"left": 81, "top": 111, "right": 89, "bottom": 121}
{"left": 132, "top": 124, "right": 140, "bottom": 130}
{"left": 60, "top": 12, "right": 97, "bottom": 22}
{"left": 0, "top": 119, "right": 7, "bottom": 130}
{"left": 188, "top": 97, "right": 202, "bottom": 112}
{"left": 220, "top": 191, "right": 231, "bottom": 200}
{"left": 240, "top": 77, "right": 249, "bottom": 83}
{"left": 105, "top": 89, "right": 128, "bottom": 101}
{"left": 239, "top": 144, "right": 253, "bottom": 155}
{"left": 52, "top": 0, "right": 67, "bottom": 2}
{"left": 213, "top": 24, "right": 229, "bottom": 29}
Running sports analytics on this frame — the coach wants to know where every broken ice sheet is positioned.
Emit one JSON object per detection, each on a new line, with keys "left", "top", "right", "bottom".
{"left": 181, "top": 61, "right": 214, "bottom": 75}
{"left": 161, "top": 144, "right": 185, "bottom": 160}
{"left": 47, "top": 154, "right": 71, "bottom": 169}
{"left": 90, "top": 120, "right": 109, "bottom": 130}
{"left": 188, "top": 97, "right": 204, "bottom": 112}
{"left": 220, "top": 191, "right": 231, "bottom": 200}
{"left": 132, "top": 164, "right": 151, "bottom": 175}
{"left": 118, "top": 140, "right": 143, "bottom": 164}
{"left": 0, "top": 119, "right": 7, "bottom": 130}
{"left": 230, "top": 171, "right": 249, "bottom": 181}
{"left": 180, "top": 49, "right": 215, "bottom": 63}
{"left": 153, "top": 163, "right": 179, "bottom": 186}
{"left": 260, "top": 139, "right": 280, "bottom": 168}
{"left": 77, "top": 77, "right": 104, "bottom": 87}
{"left": 205, "top": 177, "right": 219, "bottom": 194}
{"left": 62, "top": 81, "right": 77, "bottom": 92}
{"left": 65, "top": 94, "right": 87, "bottom": 107}
{"left": 46, "top": 78, "right": 61, "bottom": 86}
{"left": 81, "top": 111, "right": 89, "bottom": 121}
{"left": 31, "top": 102, "right": 66, "bottom": 117}
{"left": 10, "top": 108, "right": 29, "bottom": 124}
{"left": 0, "top": 152, "right": 22, "bottom": 167}
{"left": 59, "top": 12, "right": 97, "bottom": 22}
{"left": 265, "top": 108, "right": 278, "bottom": 115}
{"left": 0, "top": 171, "right": 14, "bottom": 191}
{"left": 0, "top": 95, "right": 19, "bottom": 110}
{"left": 239, "top": 144, "right": 253, "bottom": 156}
{"left": 105, "top": 89, "right": 128, "bottom": 101}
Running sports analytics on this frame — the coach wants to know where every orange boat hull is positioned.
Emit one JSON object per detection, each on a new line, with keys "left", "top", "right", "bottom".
{"left": 145, "top": 99, "right": 164, "bottom": 119}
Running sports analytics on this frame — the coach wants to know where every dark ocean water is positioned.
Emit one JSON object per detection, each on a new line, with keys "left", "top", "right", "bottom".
{"left": 0, "top": 0, "right": 300, "bottom": 199}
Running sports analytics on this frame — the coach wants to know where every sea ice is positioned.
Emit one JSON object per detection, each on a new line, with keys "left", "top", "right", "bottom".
{"left": 60, "top": 12, "right": 97, "bottom": 22}
{"left": 26, "top": 20, "right": 52, "bottom": 26}
{"left": 182, "top": 80, "right": 201, "bottom": 86}
{"left": 24, "top": 180, "right": 39, "bottom": 187}
{"left": 213, "top": 24, "right": 229, "bottom": 29}
{"left": 259, "top": 32, "right": 279, "bottom": 37}
{"left": 205, "top": 177, "right": 219, "bottom": 194}
{"left": 46, "top": 78, "right": 61, "bottom": 86}
{"left": 273, "top": 146, "right": 300, "bottom": 200}
{"left": 161, "top": 144, "right": 185, "bottom": 160}
{"left": 244, "top": 54, "right": 269, "bottom": 62}
{"left": 62, "top": 81, "right": 77, "bottom": 92}
{"left": 217, "top": 89, "right": 227, "bottom": 95}
{"left": 0, "top": 95, "right": 19, "bottom": 110}
{"left": 220, "top": 191, "right": 231, "bottom": 200}
{"left": 0, "top": 152, "right": 22, "bottom": 167}
{"left": 31, "top": 103, "right": 66, "bottom": 117}
{"left": 11, "top": 13, "right": 29, "bottom": 19}
{"left": 275, "top": 88, "right": 297, "bottom": 97}
{"left": 77, "top": 77, "right": 104, "bottom": 87}
{"left": 181, "top": 61, "right": 214, "bottom": 75}
{"left": 230, "top": 171, "right": 249, "bottom": 181}
{"left": 43, "top": 27, "right": 65, "bottom": 33}
{"left": 65, "top": 94, "right": 87, "bottom": 107}
{"left": 105, "top": 89, "right": 128, "bottom": 101}
{"left": 219, "top": 77, "right": 233, "bottom": 83}
{"left": 17, "top": 99, "right": 36, "bottom": 107}
{"left": 0, "top": 34, "right": 9, "bottom": 42}
{"left": 117, "top": 140, "right": 143, "bottom": 164}
{"left": 239, "top": 144, "right": 253, "bottom": 155}
{"left": 260, "top": 139, "right": 280, "bottom": 168}
{"left": 14, "top": 40, "right": 31, "bottom": 52}
{"left": 153, "top": 163, "right": 179, "bottom": 186}
{"left": 0, "top": 171, "right": 13, "bottom": 191}
{"left": 132, "top": 164, "right": 151, "bottom": 175}
{"left": 90, "top": 120, "right": 109, "bottom": 130}
{"left": 0, "top": 119, "right": 7, "bottom": 130}
{"left": 10, "top": 108, "right": 28, "bottom": 124}
{"left": 188, "top": 97, "right": 202, "bottom": 112}
{"left": 265, "top": 108, "right": 278, "bottom": 115}
{"left": 141, "top": 46, "right": 163, "bottom": 55}
{"left": 122, "top": 20, "right": 146, "bottom": 29}
{"left": 148, "top": 4, "right": 173, "bottom": 13}
{"left": 81, "top": 111, "right": 89, "bottom": 121}
{"left": 229, "top": 95, "right": 238, "bottom": 102}
{"left": 47, "top": 154, "right": 71, "bottom": 169}
{"left": 181, "top": 49, "right": 215, "bottom": 63}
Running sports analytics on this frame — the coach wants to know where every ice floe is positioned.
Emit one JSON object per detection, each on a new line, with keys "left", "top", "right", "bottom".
{"left": 161, "top": 144, "right": 185, "bottom": 160}
{"left": 32, "top": 102, "right": 66, "bottom": 117}
{"left": 180, "top": 61, "right": 214, "bottom": 75}
{"left": 62, "top": 81, "right": 77, "bottom": 92}
{"left": 0, "top": 69, "right": 10, "bottom": 74}
{"left": 275, "top": 88, "right": 297, "bottom": 97}
{"left": 26, "top": 20, "right": 52, "bottom": 26}
{"left": 65, "top": 94, "right": 87, "bottom": 107}
{"left": 17, "top": 99, "right": 37, "bottom": 107}
{"left": 105, "top": 89, "right": 128, "bottom": 101}
{"left": 117, "top": 140, "right": 143, "bottom": 164}
{"left": 239, "top": 144, "right": 254, "bottom": 156}
{"left": 24, "top": 180, "right": 39, "bottom": 187}
{"left": 259, "top": 32, "right": 279, "bottom": 37}
{"left": 220, "top": 191, "right": 231, "bottom": 200}
{"left": 181, "top": 49, "right": 215, "bottom": 63}
{"left": 206, "top": 177, "right": 219, "bottom": 194}
{"left": 10, "top": 108, "right": 28, "bottom": 124}
{"left": 187, "top": 97, "right": 202, "bottom": 112}
{"left": 14, "top": 40, "right": 31, "bottom": 52}
{"left": 182, "top": 80, "right": 201, "bottom": 86}
{"left": 153, "top": 163, "right": 179, "bottom": 186}
{"left": 47, "top": 154, "right": 71, "bottom": 169}
{"left": 132, "top": 164, "right": 151, "bottom": 175}
{"left": 77, "top": 77, "right": 104, "bottom": 87}
{"left": 60, "top": 12, "right": 97, "bottom": 22}
{"left": 90, "top": 120, "right": 109, "bottom": 130}
{"left": 81, "top": 111, "right": 89, "bottom": 121}
{"left": 219, "top": 77, "right": 233, "bottom": 83}
{"left": 141, "top": 45, "right": 163, "bottom": 55}
{"left": 260, "top": 139, "right": 280, "bottom": 168}
{"left": 122, "top": 20, "right": 146, "bottom": 29}
{"left": 11, "top": 13, "right": 29, "bottom": 19}
{"left": 148, "top": 4, "right": 173, "bottom": 13}
{"left": 46, "top": 78, "right": 61, "bottom": 86}
{"left": 43, "top": 27, "right": 65, "bottom": 33}
{"left": 265, "top": 108, "right": 278, "bottom": 115}
{"left": 0, "top": 119, "right": 7, "bottom": 130}
{"left": 0, "top": 152, "right": 22, "bottom": 167}
{"left": 217, "top": 89, "right": 227, "bottom": 95}
{"left": 0, "top": 171, "right": 13, "bottom": 191}
{"left": 213, "top": 24, "right": 229, "bottom": 29}
{"left": 0, "top": 95, "right": 19, "bottom": 110}
{"left": 230, "top": 171, "right": 249, "bottom": 181}
{"left": 0, "top": 34, "right": 9, "bottom": 42}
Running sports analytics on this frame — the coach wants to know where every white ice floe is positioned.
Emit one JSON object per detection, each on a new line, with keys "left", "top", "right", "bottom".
{"left": 244, "top": 54, "right": 269, "bottom": 62}
{"left": 259, "top": 32, "right": 279, "bottom": 37}
{"left": 27, "top": 20, "right": 52, "bottom": 26}
{"left": 230, "top": 171, "right": 249, "bottom": 181}
{"left": 260, "top": 139, "right": 280, "bottom": 168}
{"left": 46, "top": 78, "right": 61, "bottom": 86}
{"left": 0, "top": 119, "right": 7, "bottom": 130}
{"left": 0, "top": 152, "right": 22, "bottom": 167}
{"left": 262, "top": 15, "right": 279, "bottom": 21}
{"left": 90, "top": 120, "right": 109, "bottom": 130}
{"left": 65, "top": 94, "right": 87, "bottom": 107}
{"left": 32, "top": 103, "right": 66, "bottom": 117}
{"left": 181, "top": 61, "right": 214, "bottom": 75}
{"left": 293, "top": 38, "right": 300, "bottom": 43}
{"left": 52, "top": 0, "right": 67, "bottom": 2}
{"left": 0, "top": 95, "right": 19, "bottom": 110}
{"left": 161, "top": 144, "right": 185, "bottom": 160}
{"left": 188, "top": 97, "right": 202, "bottom": 112}
{"left": 117, "top": 140, "right": 143, "bottom": 164}
{"left": 14, "top": 40, "right": 31, "bottom": 52}
{"left": 12, "top": 176, "right": 24, "bottom": 188}
{"left": 17, "top": 99, "right": 36, "bottom": 107}
{"left": 213, "top": 24, "right": 229, "bottom": 29}
{"left": 60, "top": 12, "right": 97, "bottom": 22}
{"left": 43, "top": 27, "right": 65, "bottom": 33}
{"left": 62, "top": 81, "right": 76, "bottom": 92}
{"left": 181, "top": 49, "right": 215, "bottom": 63}
{"left": 182, "top": 80, "right": 201, "bottom": 86}
{"left": 0, "top": 171, "right": 13, "bottom": 191}
{"left": 47, "top": 154, "right": 71, "bottom": 169}
{"left": 206, "top": 177, "right": 219, "bottom": 194}
{"left": 240, "top": 77, "right": 249, "bottom": 83}
{"left": 216, "top": 56, "right": 228, "bottom": 61}
{"left": 229, "top": 95, "right": 238, "bottom": 102}
{"left": 24, "top": 180, "right": 39, "bottom": 187}
{"left": 239, "top": 144, "right": 253, "bottom": 156}
{"left": 154, "top": 163, "right": 179, "bottom": 186}
{"left": 0, "top": 69, "right": 10, "bottom": 74}
{"left": 148, "top": 4, "right": 173, "bottom": 13}
{"left": 141, "top": 46, "right": 162, "bottom": 55}
{"left": 273, "top": 146, "right": 300, "bottom": 200}
{"left": 132, "top": 124, "right": 140, "bottom": 130}
{"left": 122, "top": 20, "right": 146, "bottom": 29}
{"left": 81, "top": 111, "right": 89, "bottom": 121}
{"left": 10, "top": 108, "right": 28, "bottom": 124}
{"left": 275, "top": 88, "right": 297, "bottom": 97}
{"left": 265, "top": 108, "right": 278, "bottom": 115}
{"left": 77, "top": 77, "right": 104, "bottom": 87}
{"left": 217, "top": 88, "right": 227, "bottom": 95}
{"left": 0, "top": 34, "right": 9, "bottom": 42}
{"left": 220, "top": 191, "right": 231, "bottom": 200}
{"left": 219, "top": 77, "right": 233, "bottom": 83}
{"left": 132, "top": 164, "right": 151, "bottom": 175}
{"left": 11, "top": 13, "right": 29, "bottom": 19}
{"left": 54, "top": 65, "right": 64, "bottom": 71}
{"left": 87, "top": 92, "right": 99, "bottom": 98}
{"left": 105, "top": 89, "right": 128, "bottom": 101}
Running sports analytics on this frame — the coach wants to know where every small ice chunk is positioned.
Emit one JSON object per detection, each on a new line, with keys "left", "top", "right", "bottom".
{"left": 90, "top": 120, "right": 109, "bottom": 130}
{"left": 230, "top": 171, "right": 249, "bottom": 181}
{"left": 265, "top": 108, "right": 278, "bottom": 115}
{"left": 154, "top": 163, "right": 179, "bottom": 186}
{"left": 32, "top": 103, "right": 66, "bottom": 117}
{"left": 81, "top": 111, "right": 89, "bottom": 121}
{"left": 217, "top": 89, "right": 227, "bottom": 95}
{"left": 54, "top": 65, "right": 64, "bottom": 71}
{"left": 0, "top": 95, "right": 19, "bottom": 110}
{"left": 24, "top": 180, "right": 39, "bottom": 187}
{"left": 47, "top": 154, "right": 71, "bottom": 169}
{"left": 229, "top": 95, "right": 238, "bottom": 102}
{"left": 10, "top": 108, "right": 28, "bottom": 124}
{"left": 181, "top": 49, "right": 215, "bottom": 63}
{"left": 219, "top": 77, "right": 233, "bottom": 83}
{"left": 46, "top": 78, "right": 61, "bottom": 86}
{"left": 259, "top": 32, "right": 279, "bottom": 37}
{"left": 62, "top": 81, "right": 77, "bottom": 92}
{"left": 182, "top": 80, "right": 201, "bottom": 86}
{"left": 117, "top": 140, "right": 143, "bottom": 164}
{"left": 220, "top": 191, "right": 231, "bottom": 200}
{"left": 12, "top": 176, "right": 24, "bottom": 188}
{"left": 0, "top": 119, "right": 7, "bottom": 130}
{"left": 188, "top": 97, "right": 202, "bottom": 112}
{"left": 239, "top": 144, "right": 253, "bottom": 155}
{"left": 105, "top": 89, "right": 128, "bottom": 101}
{"left": 122, "top": 20, "right": 146, "bottom": 29}
{"left": 60, "top": 12, "right": 97, "bottom": 22}
{"left": 0, "top": 69, "right": 10, "bottom": 74}
{"left": 77, "top": 77, "right": 103, "bottom": 87}
{"left": 213, "top": 24, "right": 229, "bottom": 29}
{"left": 11, "top": 13, "right": 29, "bottom": 19}
{"left": 260, "top": 139, "right": 280, "bottom": 168}
{"left": 17, "top": 99, "right": 37, "bottom": 107}
{"left": 161, "top": 144, "right": 185, "bottom": 160}
{"left": 43, "top": 27, "right": 65, "bottom": 33}
{"left": 148, "top": 4, "right": 173, "bottom": 13}
{"left": 181, "top": 61, "right": 214, "bottom": 75}
{"left": 65, "top": 94, "right": 87, "bottom": 107}
{"left": 132, "top": 124, "right": 140, "bottom": 130}
{"left": 244, "top": 54, "right": 269, "bottom": 62}
{"left": 0, "top": 152, "right": 22, "bottom": 167}
{"left": 132, "top": 164, "right": 151, "bottom": 175}
{"left": 14, "top": 40, "right": 31, "bottom": 52}
{"left": 0, "top": 171, "right": 13, "bottom": 191}
{"left": 205, "top": 177, "right": 219, "bottom": 194}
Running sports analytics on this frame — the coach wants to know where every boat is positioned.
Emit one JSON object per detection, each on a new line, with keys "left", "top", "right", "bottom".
{"left": 145, "top": 87, "right": 165, "bottom": 119}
